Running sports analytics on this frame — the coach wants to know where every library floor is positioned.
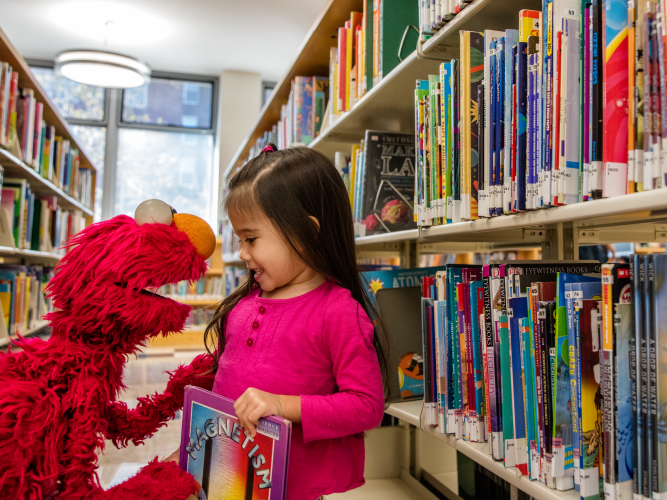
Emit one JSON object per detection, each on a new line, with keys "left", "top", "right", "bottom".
{"left": 96, "top": 348, "right": 205, "bottom": 489}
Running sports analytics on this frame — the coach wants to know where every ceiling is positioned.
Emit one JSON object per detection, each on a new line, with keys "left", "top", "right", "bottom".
{"left": 1, "top": 0, "right": 329, "bottom": 81}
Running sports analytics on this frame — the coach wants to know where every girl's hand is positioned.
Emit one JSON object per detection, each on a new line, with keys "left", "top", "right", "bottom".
{"left": 233, "top": 388, "right": 284, "bottom": 438}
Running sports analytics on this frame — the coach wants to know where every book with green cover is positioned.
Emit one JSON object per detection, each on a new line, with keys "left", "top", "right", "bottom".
{"left": 499, "top": 314, "right": 515, "bottom": 466}
{"left": 374, "top": 0, "right": 419, "bottom": 86}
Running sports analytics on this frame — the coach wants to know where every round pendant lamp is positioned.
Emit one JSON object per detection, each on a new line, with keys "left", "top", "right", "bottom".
{"left": 55, "top": 49, "right": 151, "bottom": 89}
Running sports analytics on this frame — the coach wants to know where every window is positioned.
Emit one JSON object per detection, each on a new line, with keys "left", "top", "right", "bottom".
{"left": 30, "top": 64, "right": 218, "bottom": 229}
{"left": 31, "top": 66, "right": 106, "bottom": 221}
{"left": 262, "top": 81, "right": 276, "bottom": 107}
{"left": 121, "top": 77, "right": 213, "bottom": 129}
{"left": 70, "top": 125, "right": 106, "bottom": 222}
{"left": 32, "top": 67, "right": 106, "bottom": 121}
{"left": 115, "top": 129, "right": 214, "bottom": 226}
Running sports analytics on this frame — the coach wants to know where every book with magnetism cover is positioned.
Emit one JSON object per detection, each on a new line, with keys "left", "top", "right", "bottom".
{"left": 180, "top": 386, "right": 292, "bottom": 500}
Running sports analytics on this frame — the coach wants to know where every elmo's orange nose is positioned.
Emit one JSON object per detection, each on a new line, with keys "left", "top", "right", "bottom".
{"left": 173, "top": 213, "right": 216, "bottom": 259}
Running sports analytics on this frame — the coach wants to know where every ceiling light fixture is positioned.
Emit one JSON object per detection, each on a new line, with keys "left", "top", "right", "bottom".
{"left": 55, "top": 49, "right": 151, "bottom": 89}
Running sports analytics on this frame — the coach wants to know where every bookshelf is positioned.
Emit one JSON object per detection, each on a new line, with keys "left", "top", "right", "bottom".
{"left": 0, "top": 26, "right": 98, "bottom": 342}
{"left": 218, "top": 0, "right": 667, "bottom": 497}
{"left": 0, "top": 148, "right": 93, "bottom": 216}
{"left": 0, "top": 25, "right": 97, "bottom": 224}
{"left": 0, "top": 319, "right": 50, "bottom": 348}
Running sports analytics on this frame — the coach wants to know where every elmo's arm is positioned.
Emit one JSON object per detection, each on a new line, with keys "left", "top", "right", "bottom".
{"left": 105, "top": 353, "right": 216, "bottom": 447}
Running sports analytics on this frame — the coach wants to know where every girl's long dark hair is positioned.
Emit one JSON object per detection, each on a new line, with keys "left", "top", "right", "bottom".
{"left": 205, "top": 145, "right": 389, "bottom": 402}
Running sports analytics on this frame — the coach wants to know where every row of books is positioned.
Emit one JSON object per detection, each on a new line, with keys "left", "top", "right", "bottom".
{"left": 329, "top": 1, "right": 419, "bottom": 118}
{"left": 247, "top": 76, "right": 329, "bottom": 158}
{"left": 0, "top": 265, "right": 53, "bottom": 337}
{"left": 241, "top": 1, "right": 421, "bottom": 168}
{"left": 1, "top": 177, "right": 85, "bottom": 254}
{"left": 0, "top": 62, "right": 92, "bottom": 207}
{"left": 183, "top": 307, "right": 216, "bottom": 330}
{"left": 334, "top": 130, "right": 417, "bottom": 237}
{"left": 158, "top": 276, "right": 224, "bottom": 302}
{"left": 418, "top": 0, "right": 471, "bottom": 40}
{"left": 224, "top": 266, "right": 245, "bottom": 297}
{"left": 418, "top": 258, "right": 667, "bottom": 498}
{"left": 414, "top": 3, "right": 667, "bottom": 226}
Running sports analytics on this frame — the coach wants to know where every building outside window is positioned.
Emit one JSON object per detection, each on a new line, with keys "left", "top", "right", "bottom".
{"left": 30, "top": 65, "right": 218, "bottom": 229}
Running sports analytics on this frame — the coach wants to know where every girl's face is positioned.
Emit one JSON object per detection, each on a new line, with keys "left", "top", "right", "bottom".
{"left": 230, "top": 210, "right": 309, "bottom": 294}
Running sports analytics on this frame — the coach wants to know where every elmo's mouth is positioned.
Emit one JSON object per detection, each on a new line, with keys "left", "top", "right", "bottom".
{"left": 113, "top": 282, "right": 166, "bottom": 299}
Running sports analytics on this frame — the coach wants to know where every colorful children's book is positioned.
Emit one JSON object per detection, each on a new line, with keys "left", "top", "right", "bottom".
{"left": 613, "top": 302, "right": 634, "bottom": 500}
{"left": 575, "top": 298, "right": 603, "bottom": 500}
{"left": 600, "top": 264, "right": 631, "bottom": 498}
{"left": 503, "top": 30, "right": 519, "bottom": 214}
{"left": 601, "top": 0, "right": 629, "bottom": 198}
{"left": 563, "top": 279, "right": 601, "bottom": 492}
{"left": 499, "top": 313, "right": 515, "bottom": 466}
{"left": 508, "top": 296, "right": 529, "bottom": 474}
{"left": 180, "top": 386, "right": 292, "bottom": 500}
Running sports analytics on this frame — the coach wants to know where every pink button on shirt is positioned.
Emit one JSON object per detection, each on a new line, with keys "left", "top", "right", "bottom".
{"left": 212, "top": 281, "right": 385, "bottom": 500}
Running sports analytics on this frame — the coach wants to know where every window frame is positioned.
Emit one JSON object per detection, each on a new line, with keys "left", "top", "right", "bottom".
{"left": 26, "top": 59, "right": 111, "bottom": 127}
{"left": 27, "top": 60, "right": 220, "bottom": 223}
{"left": 119, "top": 71, "right": 218, "bottom": 135}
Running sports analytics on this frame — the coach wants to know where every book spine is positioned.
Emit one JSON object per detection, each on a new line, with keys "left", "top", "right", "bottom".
{"left": 543, "top": 0, "right": 554, "bottom": 205}
{"left": 499, "top": 314, "right": 515, "bottom": 466}
{"left": 590, "top": 0, "right": 603, "bottom": 198}
{"left": 602, "top": 264, "right": 616, "bottom": 498}
{"left": 640, "top": 256, "right": 651, "bottom": 499}
{"left": 564, "top": 18, "right": 581, "bottom": 205}
{"left": 583, "top": 5, "right": 592, "bottom": 201}
{"left": 646, "top": 256, "right": 657, "bottom": 499}
{"left": 657, "top": 13, "right": 667, "bottom": 188}
{"left": 601, "top": 0, "right": 629, "bottom": 197}
{"left": 515, "top": 42, "right": 527, "bottom": 212}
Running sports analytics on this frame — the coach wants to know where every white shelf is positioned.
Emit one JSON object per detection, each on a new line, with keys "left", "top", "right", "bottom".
{"left": 352, "top": 188, "right": 667, "bottom": 249}
{"left": 386, "top": 401, "right": 579, "bottom": 500}
{"left": 0, "top": 147, "right": 94, "bottom": 216}
{"left": 0, "top": 245, "right": 62, "bottom": 262}
{"left": 310, "top": 51, "right": 442, "bottom": 159}
{"left": 325, "top": 470, "right": 438, "bottom": 500}
{"left": 0, "top": 319, "right": 50, "bottom": 347}
{"left": 324, "top": 478, "right": 429, "bottom": 500}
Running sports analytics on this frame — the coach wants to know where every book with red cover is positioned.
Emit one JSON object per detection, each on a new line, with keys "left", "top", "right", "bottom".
{"left": 179, "top": 386, "right": 292, "bottom": 500}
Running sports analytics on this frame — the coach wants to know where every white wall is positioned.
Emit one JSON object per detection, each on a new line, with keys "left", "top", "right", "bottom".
{"left": 215, "top": 70, "right": 262, "bottom": 232}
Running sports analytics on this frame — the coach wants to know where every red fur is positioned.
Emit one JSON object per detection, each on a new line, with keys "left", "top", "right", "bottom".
{"left": 0, "top": 215, "right": 216, "bottom": 499}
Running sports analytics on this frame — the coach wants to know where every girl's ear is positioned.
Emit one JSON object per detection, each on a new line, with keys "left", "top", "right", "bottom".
{"left": 309, "top": 216, "right": 320, "bottom": 232}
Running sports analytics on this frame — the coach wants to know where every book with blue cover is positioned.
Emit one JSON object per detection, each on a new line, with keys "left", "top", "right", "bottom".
{"left": 508, "top": 296, "right": 529, "bottom": 474}
{"left": 564, "top": 279, "right": 601, "bottom": 492}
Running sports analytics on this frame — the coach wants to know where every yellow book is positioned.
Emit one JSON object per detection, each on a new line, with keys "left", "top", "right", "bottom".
{"left": 460, "top": 32, "right": 471, "bottom": 220}
{"left": 0, "top": 280, "right": 11, "bottom": 330}
{"left": 330, "top": 47, "right": 339, "bottom": 116}
{"left": 24, "top": 275, "right": 30, "bottom": 329}
{"left": 53, "top": 136, "right": 63, "bottom": 185}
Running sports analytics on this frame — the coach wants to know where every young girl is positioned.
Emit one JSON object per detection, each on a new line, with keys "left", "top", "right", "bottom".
{"left": 168, "top": 144, "right": 388, "bottom": 500}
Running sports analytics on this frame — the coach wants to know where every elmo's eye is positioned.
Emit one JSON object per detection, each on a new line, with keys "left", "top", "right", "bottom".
{"left": 134, "top": 199, "right": 175, "bottom": 226}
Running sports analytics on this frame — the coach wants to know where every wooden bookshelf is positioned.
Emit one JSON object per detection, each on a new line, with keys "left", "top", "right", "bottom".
{"left": 224, "top": 0, "right": 364, "bottom": 179}
{"left": 218, "top": 0, "right": 667, "bottom": 497}
{"left": 0, "top": 25, "right": 97, "bottom": 225}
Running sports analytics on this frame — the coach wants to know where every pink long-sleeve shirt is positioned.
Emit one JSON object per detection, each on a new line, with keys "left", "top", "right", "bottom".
{"left": 211, "top": 280, "right": 385, "bottom": 500}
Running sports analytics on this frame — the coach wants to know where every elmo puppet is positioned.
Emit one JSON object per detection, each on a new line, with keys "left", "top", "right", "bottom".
{"left": 0, "top": 199, "right": 218, "bottom": 499}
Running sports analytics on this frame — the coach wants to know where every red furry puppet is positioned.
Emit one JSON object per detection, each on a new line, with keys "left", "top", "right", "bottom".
{"left": 0, "top": 199, "right": 219, "bottom": 500}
